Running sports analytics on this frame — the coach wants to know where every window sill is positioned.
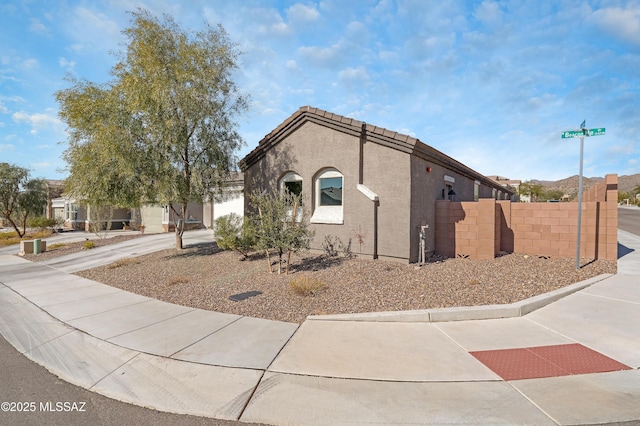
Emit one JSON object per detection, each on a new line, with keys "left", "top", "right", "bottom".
{"left": 311, "top": 207, "right": 343, "bottom": 224}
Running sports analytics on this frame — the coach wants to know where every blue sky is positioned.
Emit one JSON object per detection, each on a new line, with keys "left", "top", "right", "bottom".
{"left": 1, "top": 0, "right": 639, "bottom": 182}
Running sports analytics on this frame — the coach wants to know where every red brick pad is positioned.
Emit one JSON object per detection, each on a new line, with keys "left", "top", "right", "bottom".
{"left": 471, "top": 343, "right": 631, "bottom": 381}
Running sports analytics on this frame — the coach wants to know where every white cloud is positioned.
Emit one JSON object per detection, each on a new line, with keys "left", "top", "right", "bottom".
{"left": 66, "top": 6, "right": 121, "bottom": 53}
{"left": 286, "top": 4, "right": 320, "bottom": 23}
{"left": 59, "top": 57, "right": 76, "bottom": 70}
{"left": 589, "top": 6, "right": 640, "bottom": 46}
{"left": 0, "top": 143, "right": 16, "bottom": 152}
{"left": 474, "top": 1, "right": 504, "bottom": 26}
{"left": 298, "top": 40, "right": 350, "bottom": 68}
{"left": 607, "top": 143, "right": 635, "bottom": 156}
{"left": 285, "top": 59, "right": 298, "bottom": 70}
{"left": 338, "top": 66, "right": 370, "bottom": 89}
{"left": 12, "top": 110, "right": 62, "bottom": 134}
{"left": 29, "top": 18, "right": 49, "bottom": 35}
{"left": 22, "top": 58, "right": 38, "bottom": 69}
{"left": 30, "top": 161, "right": 52, "bottom": 171}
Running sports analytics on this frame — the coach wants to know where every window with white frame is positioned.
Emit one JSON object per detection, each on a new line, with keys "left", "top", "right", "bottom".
{"left": 311, "top": 169, "right": 344, "bottom": 224}
{"left": 65, "top": 202, "right": 78, "bottom": 221}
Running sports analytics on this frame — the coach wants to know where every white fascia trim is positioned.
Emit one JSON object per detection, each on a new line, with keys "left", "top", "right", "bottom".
{"left": 357, "top": 184, "right": 379, "bottom": 202}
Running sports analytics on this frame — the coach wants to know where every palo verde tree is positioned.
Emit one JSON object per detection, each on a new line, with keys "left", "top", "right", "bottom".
{"left": 56, "top": 9, "right": 248, "bottom": 249}
{"left": 0, "top": 163, "right": 48, "bottom": 237}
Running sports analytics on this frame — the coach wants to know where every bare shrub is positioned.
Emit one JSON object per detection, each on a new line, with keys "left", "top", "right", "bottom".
{"left": 47, "top": 243, "right": 68, "bottom": 250}
{"left": 289, "top": 275, "right": 327, "bottom": 296}
{"left": 168, "top": 276, "right": 191, "bottom": 286}
{"left": 108, "top": 257, "right": 140, "bottom": 269}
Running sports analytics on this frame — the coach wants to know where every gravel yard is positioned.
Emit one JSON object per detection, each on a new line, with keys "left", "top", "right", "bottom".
{"left": 61, "top": 239, "right": 618, "bottom": 324}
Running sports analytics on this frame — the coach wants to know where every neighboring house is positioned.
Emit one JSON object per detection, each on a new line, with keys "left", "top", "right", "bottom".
{"left": 51, "top": 196, "right": 130, "bottom": 231}
{"left": 44, "top": 179, "right": 65, "bottom": 219}
{"left": 137, "top": 202, "right": 205, "bottom": 233}
{"left": 486, "top": 175, "right": 521, "bottom": 202}
{"left": 202, "top": 172, "right": 244, "bottom": 229}
{"left": 239, "top": 106, "right": 514, "bottom": 263}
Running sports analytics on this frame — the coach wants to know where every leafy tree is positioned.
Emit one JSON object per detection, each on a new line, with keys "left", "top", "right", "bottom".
{"left": 249, "top": 189, "right": 314, "bottom": 275}
{"left": 618, "top": 191, "right": 631, "bottom": 204}
{"left": 541, "top": 189, "right": 564, "bottom": 202}
{"left": 56, "top": 9, "right": 248, "bottom": 249}
{"left": 633, "top": 186, "right": 640, "bottom": 205}
{"left": 518, "top": 181, "right": 545, "bottom": 202}
{"left": 0, "top": 163, "right": 48, "bottom": 237}
{"left": 213, "top": 213, "right": 256, "bottom": 259}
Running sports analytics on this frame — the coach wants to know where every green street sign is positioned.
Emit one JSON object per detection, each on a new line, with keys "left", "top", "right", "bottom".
{"left": 562, "top": 130, "right": 583, "bottom": 138}
{"left": 561, "top": 128, "right": 606, "bottom": 138}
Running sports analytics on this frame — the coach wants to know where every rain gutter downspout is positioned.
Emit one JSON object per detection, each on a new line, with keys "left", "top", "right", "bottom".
{"left": 358, "top": 122, "right": 378, "bottom": 259}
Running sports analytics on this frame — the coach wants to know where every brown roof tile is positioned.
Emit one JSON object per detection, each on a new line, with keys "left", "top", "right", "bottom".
{"left": 239, "top": 106, "right": 514, "bottom": 194}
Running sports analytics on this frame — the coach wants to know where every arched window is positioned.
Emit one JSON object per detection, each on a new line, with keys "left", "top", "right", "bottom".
{"left": 279, "top": 172, "right": 303, "bottom": 221}
{"left": 311, "top": 168, "right": 344, "bottom": 224}
{"left": 279, "top": 172, "right": 303, "bottom": 198}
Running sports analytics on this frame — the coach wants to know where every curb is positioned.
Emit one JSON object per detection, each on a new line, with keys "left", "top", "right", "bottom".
{"left": 306, "top": 273, "right": 614, "bottom": 323}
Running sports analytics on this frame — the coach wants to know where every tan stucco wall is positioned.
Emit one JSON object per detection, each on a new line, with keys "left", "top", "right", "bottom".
{"left": 244, "top": 121, "right": 413, "bottom": 261}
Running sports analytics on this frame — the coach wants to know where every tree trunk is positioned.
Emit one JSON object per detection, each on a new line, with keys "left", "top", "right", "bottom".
{"left": 285, "top": 200, "right": 298, "bottom": 275}
{"left": 175, "top": 203, "right": 186, "bottom": 250}
{"left": 258, "top": 205, "right": 272, "bottom": 273}
{"left": 7, "top": 216, "right": 24, "bottom": 238}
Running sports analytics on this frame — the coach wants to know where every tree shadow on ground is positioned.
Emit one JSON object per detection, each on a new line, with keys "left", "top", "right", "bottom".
{"left": 166, "top": 241, "right": 224, "bottom": 258}
{"left": 290, "top": 254, "right": 351, "bottom": 273}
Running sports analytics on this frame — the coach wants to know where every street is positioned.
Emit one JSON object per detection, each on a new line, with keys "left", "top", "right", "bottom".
{"left": 618, "top": 206, "right": 640, "bottom": 237}
{"left": 0, "top": 335, "right": 263, "bottom": 426}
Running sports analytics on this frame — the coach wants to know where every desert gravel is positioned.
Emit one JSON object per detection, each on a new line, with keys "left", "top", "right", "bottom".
{"left": 59, "top": 240, "right": 618, "bottom": 324}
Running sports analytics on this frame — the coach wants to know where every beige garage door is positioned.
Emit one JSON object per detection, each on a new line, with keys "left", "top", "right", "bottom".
{"left": 140, "top": 206, "right": 164, "bottom": 234}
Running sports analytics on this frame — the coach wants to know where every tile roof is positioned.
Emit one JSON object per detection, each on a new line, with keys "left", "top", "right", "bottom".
{"left": 239, "top": 106, "right": 513, "bottom": 194}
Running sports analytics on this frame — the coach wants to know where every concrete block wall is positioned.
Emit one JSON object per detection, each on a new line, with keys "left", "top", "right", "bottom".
{"left": 435, "top": 174, "right": 618, "bottom": 261}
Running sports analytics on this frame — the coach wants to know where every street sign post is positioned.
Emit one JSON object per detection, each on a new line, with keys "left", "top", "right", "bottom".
{"left": 561, "top": 122, "right": 606, "bottom": 269}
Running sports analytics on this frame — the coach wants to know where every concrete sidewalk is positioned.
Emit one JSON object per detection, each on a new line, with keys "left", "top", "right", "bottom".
{"left": 1, "top": 230, "right": 639, "bottom": 425}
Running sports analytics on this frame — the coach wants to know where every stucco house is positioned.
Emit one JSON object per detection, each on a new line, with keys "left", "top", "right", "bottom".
{"left": 202, "top": 172, "right": 245, "bottom": 229}
{"left": 239, "top": 106, "right": 513, "bottom": 263}
{"left": 51, "top": 196, "right": 131, "bottom": 231}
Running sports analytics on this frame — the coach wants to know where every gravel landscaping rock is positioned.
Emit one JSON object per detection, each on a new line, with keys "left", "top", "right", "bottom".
{"left": 21, "top": 235, "right": 144, "bottom": 262}
{"left": 73, "top": 242, "right": 616, "bottom": 324}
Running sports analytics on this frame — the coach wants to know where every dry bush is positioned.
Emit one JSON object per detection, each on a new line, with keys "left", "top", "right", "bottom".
{"left": 108, "top": 257, "right": 140, "bottom": 269}
{"left": 82, "top": 240, "right": 95, "bottom": 250}
{"left": 47, "top": 243, "right": 68, "bottom": 250}
{"left": 289, "top": 275, "right": 327, "bottom": 296}
{"left": 168, "top": 276, "right": 191, "bottom": 286}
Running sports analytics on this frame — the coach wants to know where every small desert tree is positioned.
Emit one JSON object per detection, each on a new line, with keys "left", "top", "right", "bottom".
{"left": 249, "top": 189, "right": 314, "bottom": 274}
{"left": 0, "top": 163, "right": 48, "bottom": 237}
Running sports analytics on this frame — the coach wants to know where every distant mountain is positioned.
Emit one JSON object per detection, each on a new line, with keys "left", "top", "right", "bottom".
{"left": 530, "top": 174, "right": 640, "bottom": 197}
